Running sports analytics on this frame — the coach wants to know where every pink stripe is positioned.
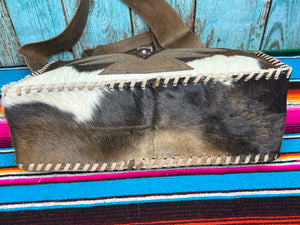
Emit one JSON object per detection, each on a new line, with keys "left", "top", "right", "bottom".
{"left": 1, "top": 163, "right": 300, "bottom": 186}
{"left": 0, "top": 120, "right": 12, "bottom": 147}
{"left": 285, "top": 106, "right": 300, "bottom": 133}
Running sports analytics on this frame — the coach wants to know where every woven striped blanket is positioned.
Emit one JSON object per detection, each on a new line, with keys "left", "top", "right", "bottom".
{"left": 0, "top": 55, "right": 299, "bottom": 224}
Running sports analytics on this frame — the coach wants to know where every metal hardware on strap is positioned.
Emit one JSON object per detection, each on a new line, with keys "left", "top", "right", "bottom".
{"left": 136, "top": 46, "right": 154, "bottom": 58}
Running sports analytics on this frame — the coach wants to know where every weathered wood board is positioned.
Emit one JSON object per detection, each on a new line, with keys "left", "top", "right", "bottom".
{"left": 62, "top": 0, "right": 132, "bottom": 59}
{"left": 0, "top": 1, "right": 24, "bottom": 67}
{"left": 194, "top": 0, "right": 271, "bottom": 50}
{"left": 4, "top": 0, "right": 74, "bottom": 62}
{"left": 261, "top": 0, "right": 300, "bottom": 50}
{"left": 0, "top": 0, "right": 299, "bottom": 67}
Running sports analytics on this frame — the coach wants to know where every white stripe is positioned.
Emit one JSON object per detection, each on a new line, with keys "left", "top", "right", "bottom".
{"left": 276, "top": 56, "right": 300, "bottom": 59}
{"left": 1, "top": 189, "right": 300, "bottom": 210}
{"left": 283, "top": 134, "right": 300, "bottom": 139}
{"left": 0, "top": 67, "right": 28, "bottom": 71}
{"left": 0, "top": 150, "right": 15, "bottom": 154}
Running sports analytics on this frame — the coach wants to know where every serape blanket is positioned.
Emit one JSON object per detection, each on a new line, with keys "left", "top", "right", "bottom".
{"left": 0, "top": 55, "right": 299, "bottom": 224}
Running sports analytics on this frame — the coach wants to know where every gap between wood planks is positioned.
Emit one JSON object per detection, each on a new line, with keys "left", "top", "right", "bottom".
{"left": 259, "top": 0, "right": 272, "bottom": 50}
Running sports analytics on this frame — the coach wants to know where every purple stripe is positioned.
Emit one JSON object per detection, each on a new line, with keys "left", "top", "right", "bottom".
{"left": 1, "top": 163, "right": 300, "bottom": 186}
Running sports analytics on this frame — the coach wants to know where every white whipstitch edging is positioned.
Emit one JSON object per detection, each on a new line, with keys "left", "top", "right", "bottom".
{"left": 18, "top": 153, "right": 277, "bottom": 172}
{"left": 2, "top": 67, "right": 291, "bottom": 97}
{"left": 30, "top": 60, "right": 60, "bottom": 76}
{"left": 254, "top": 51, "right": 292, "bottom": 74}
{"left": 2, "top": 52, "right": 292, "bottom": 98}
{"left": 2, "top": 52, "right": 291, "bottom": 97}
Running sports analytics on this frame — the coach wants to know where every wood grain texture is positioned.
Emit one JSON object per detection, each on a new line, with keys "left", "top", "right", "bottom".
{"left": 131, "top": 0, "right": 196, "bottom": 35}
{"left": 194, "top": 0, "right": 271, "bottom": 50}
{"left": 62, "top": 0, "right": 132, "bottom": 58}
{"left": 261, "top": 0, "right": 300, "bottom": 50}
{"left": 0, "top": 0, "right": 300, "bottom": 68}
{"left": 0, "top": 1, "right": 24, "bottom": 67}
{"left": 4, "top": 0, "right": 74, "bottom": 62}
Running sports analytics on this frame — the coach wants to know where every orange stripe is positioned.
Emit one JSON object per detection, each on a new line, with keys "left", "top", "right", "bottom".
{"left": 287, "top": 89, "right": 300, "bottom": 102}
{"left": 279, "top": 153, "right": 300, "bottom": 159}
{"left": 118, "top": 216, "right": 300, "bottom": 225}
{"left": 0, "top": 105, "right": 4, "bottom": 116}
{"left": 0, "top": 167, "right": 25, "bottom": 173}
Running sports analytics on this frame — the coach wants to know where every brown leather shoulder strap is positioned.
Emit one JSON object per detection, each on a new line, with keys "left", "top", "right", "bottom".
{"left": 18, "top": 0, "right": 89, "bottom": 71}
{"left": 84, "top": 0, "right": 205, "bottom": 57}
{"left": 121, "top": 0, "right": 204, "bottom": 49}
{"left": 83, "top": 31, "right": 153, "bottom": 57}
{"left": 19, "top": 0, "right": 204, "bottom": 72}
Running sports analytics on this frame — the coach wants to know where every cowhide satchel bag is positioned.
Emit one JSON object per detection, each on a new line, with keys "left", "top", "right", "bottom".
{"left": 1, "top": 0, "right": 292, "bottom": 172}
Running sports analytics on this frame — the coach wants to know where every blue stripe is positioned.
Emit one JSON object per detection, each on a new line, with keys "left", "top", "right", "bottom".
{"left": 281, "top": 138, "right": 300, "bottom": 153}
{"left": 0, "top": 67, "right": 30, "bottom": 88}
{"left": 0, "top": 171, "right": 300, "bottom": 205}
{"left": 0, "top": 153, "right": 15, "bottom": 167}
{"left": 276, "top": 57, "right": 300, "bottom": 79}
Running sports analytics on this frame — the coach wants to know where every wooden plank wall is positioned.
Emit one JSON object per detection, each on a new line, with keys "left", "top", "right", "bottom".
{"left": 0, "top": 0, "right": 299, "bottom": 67}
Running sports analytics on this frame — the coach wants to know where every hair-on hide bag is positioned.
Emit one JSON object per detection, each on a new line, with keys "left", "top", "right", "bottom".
{"left": 1, "top": 0, "right": 292, "bottom": 172}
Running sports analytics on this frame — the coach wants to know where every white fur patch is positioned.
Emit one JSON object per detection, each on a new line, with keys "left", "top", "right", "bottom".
{"left": 3, "top": 88, "right": 103, "bottom": 123}
{"left": 188, "top": 55, "right": 262, "bottom": 75}
{"left": 8, "top": 55, "right": 262, "bottom": 88}
{"left": 2, "top": 55, "right": 262, "bottom": 123}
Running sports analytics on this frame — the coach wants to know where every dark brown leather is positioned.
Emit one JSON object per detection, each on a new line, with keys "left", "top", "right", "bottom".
{"left": 68, "top": 48, "right": 278, "bottom": 75}
{"left": 83, "top": 31, "right": 153, "bottom": 57}
{"left": 18, "top": 0, "right": 205, "bottom": 72}
{"left": 18, "top": 0, "right": 89, "bottom": 71}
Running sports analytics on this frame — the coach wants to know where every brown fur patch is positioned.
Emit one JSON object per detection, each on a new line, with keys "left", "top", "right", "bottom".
{"left": 153, "top": 129, "right": 228, "bottom": 158}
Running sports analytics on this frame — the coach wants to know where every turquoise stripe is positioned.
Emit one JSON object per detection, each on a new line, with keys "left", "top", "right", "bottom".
{"left": 0, "top": 67, "right": 30, "bottom": 87}
{"left": 0, "top": 152, "right": 15, "bottom": 167}
{"left": 281, "top": 137, "right": 300, "bottom": 153}
{"left": 276, "top": 57, "right": 300, "bottom": 79}
{"left": 0, "top": 171, "right": 300, "bottom": 205}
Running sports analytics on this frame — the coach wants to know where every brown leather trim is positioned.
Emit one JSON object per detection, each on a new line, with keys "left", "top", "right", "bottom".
{"left": 100, "top": 54, "right": 193, "bottom": 74}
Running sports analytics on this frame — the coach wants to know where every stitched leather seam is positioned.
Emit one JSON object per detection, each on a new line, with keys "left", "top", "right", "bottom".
{"left": 18, "top": 153, "right": 278, "bottom": 172}
{"left": 2, "top": 53, "right": 292, "bottom": 97}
